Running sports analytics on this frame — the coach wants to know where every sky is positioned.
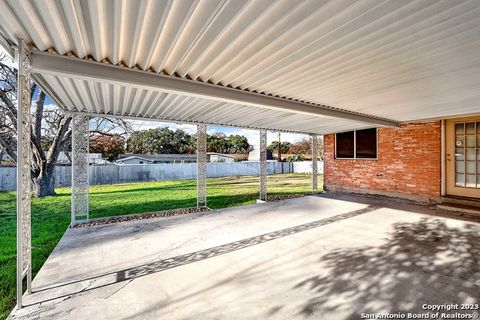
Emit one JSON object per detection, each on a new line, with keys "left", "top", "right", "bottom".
{"left": 1, "top": 47, "right": 309, "bottom": 148}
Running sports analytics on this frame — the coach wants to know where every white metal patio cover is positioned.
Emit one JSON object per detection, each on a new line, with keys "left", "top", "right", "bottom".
{"left": 2, "top": 0, "right": 479, "bottom": 134}
{"left": 2, "top": 0, "right": 480, "bottom": 312}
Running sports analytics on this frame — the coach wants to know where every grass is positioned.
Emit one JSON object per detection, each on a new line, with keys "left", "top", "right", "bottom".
{"left": 0, "top": 173, "right": 322, "bottom": 319}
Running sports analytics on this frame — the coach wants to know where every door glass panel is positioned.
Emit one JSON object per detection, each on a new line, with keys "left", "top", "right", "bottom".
{"left": 456, "top": 162, "right": 464, "bottom": 173}
{"left": 455, "top": 136, "right": 464, "bottom": 147}
{"left": 466, "top": 161, "right": 476, "bottom": 174}
{"left": 477, "top": 134, "right": 480, "bottom": 147}
{"left": 466, "top": 136, "right": 476, "bottom": 147}
{"left": 466, "top": 175, "right": 476, "bottom": 188}
{"left": 455, "top": 148, "right": 464, "bottom": 160}
{"left": 456, "top": 174, "right": 465, "bottom": 187}
{"left": 456, "top": 123, "right": 464, "bottom": 134}
{"left": 466, "top": 122, "right": 475, "bottom": 134}
{"left": 466, "top": 148, "right": 476, "bottom": 161}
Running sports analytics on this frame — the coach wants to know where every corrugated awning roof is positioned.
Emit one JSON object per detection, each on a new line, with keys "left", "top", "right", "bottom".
{"left": 1, "top": 0, "right": 479, "bottom": 134}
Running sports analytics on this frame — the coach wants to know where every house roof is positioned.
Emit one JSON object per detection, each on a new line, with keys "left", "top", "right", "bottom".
{"left": 117, "top": 153, "right": 236, "bottom": 162}
{"left": 207, "top": 152, "right": 235, "bottom": 159}
{"left": 1, "top": 1, "right": 479, "bottom": 134}
{"left": 117, "top": 154, "right": 197, "bottom": 162}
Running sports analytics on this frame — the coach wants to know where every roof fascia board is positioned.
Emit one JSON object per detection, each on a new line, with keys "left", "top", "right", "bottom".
{"left": 118, "top": 156, "right": 151, "bottom": 162}
{"left": 30, "top": 51, "right": 399, "bottom": 128}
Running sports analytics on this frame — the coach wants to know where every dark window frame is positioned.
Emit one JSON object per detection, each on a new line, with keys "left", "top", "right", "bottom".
{"left": 335, "top": 128, "right": 378, "bottom": 160}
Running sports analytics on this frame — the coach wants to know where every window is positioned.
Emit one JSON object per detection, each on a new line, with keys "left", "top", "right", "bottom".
{"left": 336, "top": 131, "right": 354, "bottom": 158}
{"left": 335, "top": 128, "right": 377, "bottom": 159}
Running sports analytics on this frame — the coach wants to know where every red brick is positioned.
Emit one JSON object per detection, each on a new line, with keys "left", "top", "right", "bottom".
{"left": 324, "top": 121, "right": 441, "bottom": 199}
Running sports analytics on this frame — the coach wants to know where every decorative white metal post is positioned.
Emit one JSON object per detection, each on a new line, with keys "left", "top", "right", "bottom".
{"left": 16, "top": 39, "right": 32, "bottom": 309}
{"left": 259, "top": 130, "right": 267, "bottom": 201}
{"left": 311, "top": 134, "right": 318, "bottom": 194}
{"left": 197, "top": 124, "right": 207, "bottom": 207}
{"left": 71, "top": 114, "right": 89, "bottom": 225}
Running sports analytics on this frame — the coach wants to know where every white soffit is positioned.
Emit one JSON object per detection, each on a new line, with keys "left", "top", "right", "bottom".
{"left": 1, "top": 0, "right": 480, "bottom": 133}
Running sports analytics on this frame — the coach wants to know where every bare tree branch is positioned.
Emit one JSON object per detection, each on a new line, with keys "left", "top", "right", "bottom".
{"left": 34, "top": 90, "right": 45, "bottom": 139}
{"left": 0, "top": 54, "right": 131, "bottom": 197}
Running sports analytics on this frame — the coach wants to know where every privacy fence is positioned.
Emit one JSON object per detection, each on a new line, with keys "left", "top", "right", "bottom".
{"left": 0, "top": 161, "right": 323, "bottom": 191}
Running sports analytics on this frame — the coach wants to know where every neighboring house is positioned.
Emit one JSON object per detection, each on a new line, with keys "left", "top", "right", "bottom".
{"left": 208, "top": 153, "right": 235, "bottom": 163}
{"left": 116, "top": 154, "right": 197, "bottom": 164}
{"left": 247, "top": 148, "right": 273, "bottom": 162}
{"left": 116, "top": 153, "right": 235, "bottom": 164}
{"left": 56, "top": 152, "right": 109, "bottom": 165}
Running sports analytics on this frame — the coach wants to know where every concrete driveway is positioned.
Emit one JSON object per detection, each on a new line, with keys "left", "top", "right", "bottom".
{"left": 9, "top": 195, "right": 480, "bottom": 319}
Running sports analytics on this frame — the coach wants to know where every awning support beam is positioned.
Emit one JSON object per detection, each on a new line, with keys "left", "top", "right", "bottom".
{"left": 197, "top": 124, "right": 207, "bottom": 208}
{"left": 259, "top": 130, "right": 268, "bottom": 202}
{"left": 71, "top": 114, "right": 90, "bottom": 226}
{"left": 311, "top": 134, "right": 318, "bottom": 194}
{"left": 16, "top": 39, "right": 32, "bottom": 309}
{"left": 30, "top": 51, "right": 399, "bottom": 128}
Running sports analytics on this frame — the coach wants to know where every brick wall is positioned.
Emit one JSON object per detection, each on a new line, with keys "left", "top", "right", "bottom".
{"left": 324, "top": 121, "right": 441, "bottom": 201}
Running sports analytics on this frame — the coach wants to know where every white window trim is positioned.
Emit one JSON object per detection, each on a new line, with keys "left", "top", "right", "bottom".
{"left": 335, "top": 128, "right": 378, "bottom": 160}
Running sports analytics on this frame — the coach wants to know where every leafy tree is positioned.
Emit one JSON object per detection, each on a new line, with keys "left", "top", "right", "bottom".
{"left": 127, "top": 128, "right": 196, "bottom": 154}
{"left": 267, "top": 141, "right": 291, "bottom": 153}
{"left": 207, "top": 133, "right": 251, "bottom": 154}
{"left": 89, "top": 134, "right": 126, "bottom": 161}
{"left": 287, "top": 154, "right": 306, "bottom": 162}
{"left": 207, "top": 133, "right": 230, "bottom": 153}
{"left": 228, "top": 134, "right": 250, "bottom": 153}
{"left": 288, "top": 140, "right": 311, "bottom": 155}
{"left": 0, "top": 54, "right": 131, "bottom": 197}
{"left": 288, "top": 137, "right": 324, "bottom": 160}
{"left": 127, "top": 128, "right": 251, "bottom": 155}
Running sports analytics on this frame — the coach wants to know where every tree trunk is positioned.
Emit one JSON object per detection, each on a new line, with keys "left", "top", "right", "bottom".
{"left": 32, "top": 165, "right": 56, "bottom": 197}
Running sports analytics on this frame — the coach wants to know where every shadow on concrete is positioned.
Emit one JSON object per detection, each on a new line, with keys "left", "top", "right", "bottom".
{"left": 28, "top": 205, "right": 377, "bottom": 306}
{"left": 292, "top": 217, "right": 480, "bottom": 318}
{"left": 115, "top": 205, "right": 377, "bottom": 282}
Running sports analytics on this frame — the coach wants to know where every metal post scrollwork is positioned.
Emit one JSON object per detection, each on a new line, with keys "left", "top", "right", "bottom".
{"left": 259, "top": 130, "right": 267, "bottom": 201}
{"left": 16, "top": 39, "right": 32, "bottom": 308}
{"left": 311, "top": 134, "right": 318, "bottom": 194}
{"left": 71, "top": 114, "right": 90, "bottom": 225}
{"left": 197, "top": 124, "right": 207, "bottom": 207}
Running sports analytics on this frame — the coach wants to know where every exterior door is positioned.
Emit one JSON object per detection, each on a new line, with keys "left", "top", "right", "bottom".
{"left": 445, "top": 116, "right": 480, "bottom": 198}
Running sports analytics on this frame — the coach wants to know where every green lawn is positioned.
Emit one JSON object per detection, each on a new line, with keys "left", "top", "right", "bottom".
{"left": 0, "top": 173, "right": 322, "bottom": 319}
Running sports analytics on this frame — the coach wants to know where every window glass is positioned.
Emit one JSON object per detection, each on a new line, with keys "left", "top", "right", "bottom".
{"left": 336, "top": 131, "right": 354, "bottom": 158}
{"left": 356, "top": 128, "right": 377, "bottom": 158}
{"left": 335, "top": 128, "right": 378, "bottom": 159}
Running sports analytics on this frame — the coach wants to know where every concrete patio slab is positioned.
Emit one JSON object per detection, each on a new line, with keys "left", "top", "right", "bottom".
{"left": 9, "top": 195, "right": 480, "bottom": 320}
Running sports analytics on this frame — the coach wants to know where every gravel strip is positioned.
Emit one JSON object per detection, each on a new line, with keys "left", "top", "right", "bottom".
{"left": 73, "top": 207, "right": 210, "bottom": 228}
{"left": 267, "top": 193, "right": 312, "bottom": 201}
